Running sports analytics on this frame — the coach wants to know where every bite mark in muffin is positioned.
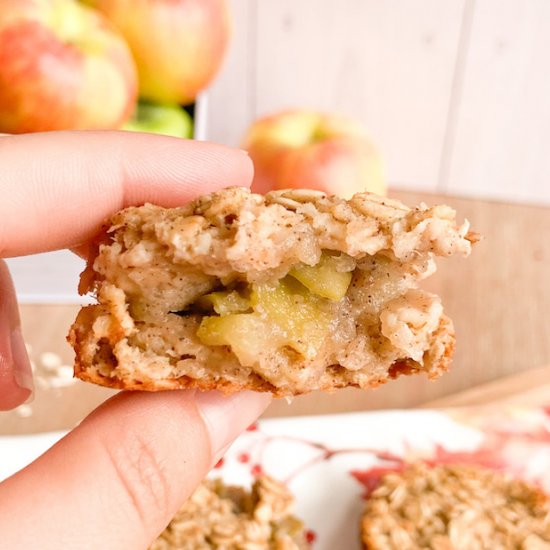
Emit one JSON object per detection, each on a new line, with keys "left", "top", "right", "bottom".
{"left": 69, "top": 187, "right": 476, "bottom": 396}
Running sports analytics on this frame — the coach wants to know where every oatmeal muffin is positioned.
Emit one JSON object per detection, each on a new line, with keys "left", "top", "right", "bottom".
{"left": 150, "top": 475, "right": 309, "bottom": 550}
{"left": 361, "top": 463, "right": 550, "bottom": 550}
{"left": 69, "top": 187, "right": 476, "bottom": 396}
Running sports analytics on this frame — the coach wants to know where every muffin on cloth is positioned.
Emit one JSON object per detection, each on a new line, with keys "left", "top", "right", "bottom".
{"left": 361, "top": 463, "right": 550, "bottom": 549}
{"left": 150, "top": 475, "right": 309, "bottom": 550}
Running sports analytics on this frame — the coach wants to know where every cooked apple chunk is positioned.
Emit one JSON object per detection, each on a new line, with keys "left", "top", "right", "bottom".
{"left": 69, "top": 187, "right": 476, "bottom": 395}
{"left": 289, "top": 252, "right": 353, "bottom": 301}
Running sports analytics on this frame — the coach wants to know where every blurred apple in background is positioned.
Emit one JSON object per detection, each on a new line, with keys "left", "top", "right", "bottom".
{"left": 88, "top": 0, "right": 231, "bottom": 105}
{"left": 243, "top": 110, "right": 385, "bottom": 198}
{"left": 0, "top": 0, "right": 137, "bottom": 133}
{"left": 123, "top": 100, "right": 193, "bottom": 138}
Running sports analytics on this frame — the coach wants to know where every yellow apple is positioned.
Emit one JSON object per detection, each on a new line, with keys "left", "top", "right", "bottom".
{"left": 0, "top": 0, "right": 138, "bottom": 133}
{"left": 243, "top": 110, "right": 386, "bottom": 198}
{"left": 88, "top": 0, "right": 231, "bottom": 105}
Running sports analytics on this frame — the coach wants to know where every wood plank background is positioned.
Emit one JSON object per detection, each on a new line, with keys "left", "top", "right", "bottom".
{"left": 444, "top": 0, "right": 550, "bottom": 203}
{"left": 207, "top": 0, "right": 550, "bottom": 203}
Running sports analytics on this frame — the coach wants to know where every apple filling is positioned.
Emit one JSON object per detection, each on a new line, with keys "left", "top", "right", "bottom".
{"left": 193, "top": 252, "right": 352, "bottom": 366}
{"left": 108, "top": 245, "right": 447, "bottom": 394}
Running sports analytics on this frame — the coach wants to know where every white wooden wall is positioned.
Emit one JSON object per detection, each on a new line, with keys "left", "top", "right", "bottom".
{"left": 207, "top": 0, "right": 550, "bottom": 204}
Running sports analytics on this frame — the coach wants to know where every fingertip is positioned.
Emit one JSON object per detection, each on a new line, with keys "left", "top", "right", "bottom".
{"left": 0, "top": 260, "right": 33, "bottom": 410}
{"left": 194, "top": 390, "right": 271, "bottom": 462}
{"left": 0, "top": 131, "right": 257, "bottom": 256}
{"left": 235, "top": 148, "right": 254, "bottom": 188}
{"left": 0, "top": 346, "right": 32, "bottom": 411}
{"left": 0, "top": 374, "right": 32, "bottom": 411}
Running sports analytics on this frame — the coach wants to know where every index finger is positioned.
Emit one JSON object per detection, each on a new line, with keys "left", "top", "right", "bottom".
{"left": 0, "top": 131, "right": 253, "bottom": 257}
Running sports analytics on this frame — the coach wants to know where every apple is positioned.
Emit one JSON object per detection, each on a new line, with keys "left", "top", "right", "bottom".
{"left": 88, "top": 0, "right": 231, "bottom": 105}
{"left": 242, "top": 110, "right": 386, "bottom": 198}
{"left": 122, "top": 100, "right": 193, "bottom": 138}
{"left": 0, "top": 0, "right": 138, "bottom": 133}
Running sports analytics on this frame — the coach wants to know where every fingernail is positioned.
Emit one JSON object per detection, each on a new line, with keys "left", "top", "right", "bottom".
{"left": 239, "top": 148, "right": 250, "bottom": 157}
{"left": 212, "top": 441, "right": 234, "bottom": 466}
{"left": 10, "top": 328, "right": 34, "bottom": 398}
{"left": 195, "top": 391, "right": 271, "bottom": 459}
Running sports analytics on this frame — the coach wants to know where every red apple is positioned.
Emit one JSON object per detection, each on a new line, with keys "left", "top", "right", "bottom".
{"left": 0, "top": 0, "right": 138, "bottom": 134}
{"left": 88, "top": 0, "right": 231, "bottom": 105}
{"left": 243, "top": 110, "right": 386, "bottom": 198}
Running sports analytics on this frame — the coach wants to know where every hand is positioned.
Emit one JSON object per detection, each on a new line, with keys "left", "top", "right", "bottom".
{"left": 0, "top": 131, "right": 271, "bottom": 549}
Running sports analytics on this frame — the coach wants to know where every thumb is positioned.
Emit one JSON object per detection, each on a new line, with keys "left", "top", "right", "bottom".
{"left": 0, "top": 259, "right": 33, "bottom": 410}
{"left": 0, "top": 390, "right": 271, "bottom": 549}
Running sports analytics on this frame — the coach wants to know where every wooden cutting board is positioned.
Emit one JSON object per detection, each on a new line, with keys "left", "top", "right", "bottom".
{"left": 421, "top": 364, "right": 550, "bottom": 409}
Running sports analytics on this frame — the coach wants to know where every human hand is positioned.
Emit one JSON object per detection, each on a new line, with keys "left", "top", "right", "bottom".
{"left": 0, "top": 131, "right": 271, "bottom": 549}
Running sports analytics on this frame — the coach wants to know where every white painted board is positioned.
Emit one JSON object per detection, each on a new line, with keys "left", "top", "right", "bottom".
{"left": 442, "top": 0, "right": 550, "bottom": 205}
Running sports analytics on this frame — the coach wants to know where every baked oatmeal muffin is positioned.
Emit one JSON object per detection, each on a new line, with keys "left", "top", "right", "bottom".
{"left": 150, "top": 475, "right": 309, "bottom": 550}
{"left": 69, "top": 187, "right": 476, "bottom": 395}
{"left": 361, "top": 463, "right": 550, "bottom": 550}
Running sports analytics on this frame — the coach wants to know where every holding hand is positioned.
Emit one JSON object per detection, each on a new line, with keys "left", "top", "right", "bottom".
{"left": 0, "top": 131, "right": 270, "bottom": 549}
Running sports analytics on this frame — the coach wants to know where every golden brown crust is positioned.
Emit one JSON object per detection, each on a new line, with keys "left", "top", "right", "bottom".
{"left": 70, "top": 314, "right": 455, "bottom": 396}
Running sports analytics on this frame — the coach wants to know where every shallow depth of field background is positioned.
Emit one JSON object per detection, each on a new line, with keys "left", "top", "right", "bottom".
{"left": 207, "top": 0, "right": 550, "bottom": 205}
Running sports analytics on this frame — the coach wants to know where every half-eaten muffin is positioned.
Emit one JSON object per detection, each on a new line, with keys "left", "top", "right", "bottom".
{"left": 69, "top": 187, "right": 476, "bottom": 396}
